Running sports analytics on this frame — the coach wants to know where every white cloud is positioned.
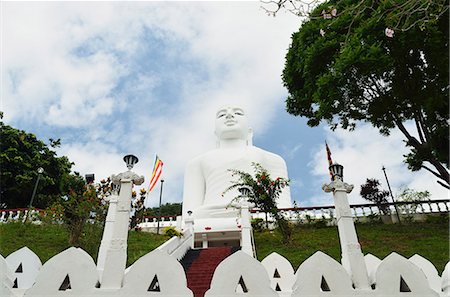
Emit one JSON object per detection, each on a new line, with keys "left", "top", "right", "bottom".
{"left": 307, "top": 123, "right": 449, "bottom": 206}
{"left": 2, "top": 3, "right": 128, "bottom": 126}
{"left": 58, "top": 142, "right": 124, "bottom": 182}
{"left": 2, "top": 2, "right": 301, "bottom": 207}
{"left": 9, "top": 2, "right": 445, "bottom": 211}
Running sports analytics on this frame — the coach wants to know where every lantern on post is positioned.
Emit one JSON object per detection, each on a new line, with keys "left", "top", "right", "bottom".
{"left": 329, "top": 163, "right": 344, "bottom": 181}
{"left": 123, "top": 154, "right": 139, "bottom": 170}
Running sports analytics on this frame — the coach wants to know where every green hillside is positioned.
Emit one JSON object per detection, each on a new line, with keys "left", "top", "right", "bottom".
{"left": 1, "top": 218, "right": 448, "bottom": 272}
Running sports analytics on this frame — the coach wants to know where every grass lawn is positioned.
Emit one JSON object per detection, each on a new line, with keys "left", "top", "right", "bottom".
{"left": 254, "top": 217, "right": 449, "bottom": 273}
{"left": 0, "top": 222, "right": 167, "bottom": 266}
{"left": 1, "top": 218, "right": 448, "bottom": 272}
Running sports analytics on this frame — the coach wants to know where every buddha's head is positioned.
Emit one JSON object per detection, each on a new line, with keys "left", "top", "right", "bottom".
{"left": 215, "top": 105, "right": 249, "bottom": 141}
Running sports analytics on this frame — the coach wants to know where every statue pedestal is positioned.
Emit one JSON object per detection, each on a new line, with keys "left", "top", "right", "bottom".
{"left": 187, "top": 206, "right": 254, "bottom": 256}
{"left": 192, "top": 217, "right": 242, "bottom": 249}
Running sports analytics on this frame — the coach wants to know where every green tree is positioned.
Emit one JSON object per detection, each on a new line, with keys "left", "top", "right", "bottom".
{"left": 396, "top": 187, "right": 430, "bottom": 221}
{"left": 0, "top": 119, "right": 73, "bottom": 208}
{"left": 360, "top": 178, "right": 390, "bottom": 215}
{"left": 143, "top": 202, "right": 182, "bottom": 217}
{"left": 130, "top": 188, "right": 147, "bottom": 230}
{"left": 223, "top": 163, "right": 291, "bottom": 243}
{"left": 282, "top": 0, "right": 449, "bottom": 188}
{"left": 46, "top": 173, "right": 107, "bottom": 245}
{"left": 262, "top": 0, "right": 448, "bottom": 33}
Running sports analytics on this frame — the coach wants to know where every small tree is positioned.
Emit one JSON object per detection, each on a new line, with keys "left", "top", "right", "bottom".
{"left": 130, "top": 188, "right": 147, "bottom": 230}
{"left": 360, "top": 179, "right": 391, "bottom": 215}
{"left": 396, "top": 188, "right": 430, "bottom": 221}
{"left": 223, "top": 163, "right": 291, "bottom": 243}
{"left": 47, "top": 173, "right": 107, "bottom": 245}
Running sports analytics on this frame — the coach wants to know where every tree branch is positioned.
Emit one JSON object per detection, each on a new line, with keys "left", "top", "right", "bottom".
{"left": 437, "top": 180, "right": 450, "bottom": 190}
{"left": 418, "top": 109, "right": 432, "bottom": 143}
{"left": 421, "top": 164, "right": 443, "bottom": 180}
{"left": 395, "top": 119, "right": 421, "bottom": 148}
{"left": 414, "top": 114, "right": 426, "bottom": 144}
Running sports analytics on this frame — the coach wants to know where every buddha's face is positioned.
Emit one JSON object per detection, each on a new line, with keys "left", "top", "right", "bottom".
{"left": 215, "top": 106, "right": 249, "bottom": 140}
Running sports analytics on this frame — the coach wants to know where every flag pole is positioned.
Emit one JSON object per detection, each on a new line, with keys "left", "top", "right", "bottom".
{"left": 156, "top": 179, "right": 165, "bottom": 235}
{"left": 325, "top": 141, "right": 333, "bottom": 180}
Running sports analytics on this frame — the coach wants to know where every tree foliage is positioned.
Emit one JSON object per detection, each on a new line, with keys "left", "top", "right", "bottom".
{"left": 223, "top": 163, "right": 292, "bottom": 242}
{"left": 282, "top": 0, "right": 449, "bottom": 188}
{"left": 143, "top": 202, "right": 182, "bottom": 217}
{"left": 0, "top": 119, "right": 73, "bottom": 208}
{"left": 262, "top": 0, "right": 448, "bottom": 33}
{"left": 130, "top": 188, "right": 147, "bottom": 230}
{"left": 360, "top": 178, "right": 390, "bottom": 215}
{"left": 45, "top": 173, "right": 108, "bottom": 245}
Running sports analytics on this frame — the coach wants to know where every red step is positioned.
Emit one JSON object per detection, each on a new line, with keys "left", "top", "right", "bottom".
{"left": 185, "top": 247, "right": 232, "bottom": 297}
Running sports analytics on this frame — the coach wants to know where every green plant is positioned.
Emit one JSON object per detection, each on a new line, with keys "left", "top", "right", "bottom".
{"left": 396, "top": 188, "right": 430, "bottom": 222}
{"left": 426, "top": 213, "right": 449, "bottom": 225}
{"left": 223, "top": 163, "right": 291, "bottom": 243}
{"left": 251, "top": 218, "right": 265, "bottom": 232}
{"left": 130, "top": 188, "right": 147, "bottom": 230}
{"left": 45, "top": 173, "right": 107, "bottom": 246}
{"left": 163, "top": 226, "right": 182, "bottom": 237}
{"left": 360, "top": 179, "right": 391, "bottom": 215}
{"left": 366, "top": 213, "right": 382, "bottom": 224}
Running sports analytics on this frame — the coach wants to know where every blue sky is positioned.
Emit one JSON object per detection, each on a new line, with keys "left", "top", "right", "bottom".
{"left": 2, "top": 1, "right": 447, "bottom": 208}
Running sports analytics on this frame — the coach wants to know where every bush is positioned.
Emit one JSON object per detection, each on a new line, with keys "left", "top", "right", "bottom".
{"left": 163, "top": 226, "right": 182, "bottom": 237}
{"left": 396, "top": 188, "right": 430, "bottom": 222}
{"left": 251, "top": 218, "right": 265, "bottom": 232}
{"left": 426, "top": 213, "right": 449, "bottom": 225}
{"left": 45, "top": 173, "right": 107, "bottom": 246}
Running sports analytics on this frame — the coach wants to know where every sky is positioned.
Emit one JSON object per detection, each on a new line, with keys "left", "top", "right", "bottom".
{"left": 2, "top": 1, "right": 448, "bottom": 208}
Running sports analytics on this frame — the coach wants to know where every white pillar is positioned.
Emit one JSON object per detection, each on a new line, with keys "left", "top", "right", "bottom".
{"left": 176, "top": 215, "right": 182, "bottom": 231}
{"left": 240, "top": 205, "right": 254, "bottom": 257}
{"left": 96, "top": 193, "right": 118, "bottom": 281}
{"left": 97, "top": 163, "right": 144, "bottom": 289}
{"left": 323, "top": 175, "right": 370, "bottom": 290}
{"left": 99, "top": 179, "right": 132, "bottom": 289}
{"left": 202, "top": 234, "right": 208, "bottom": 248}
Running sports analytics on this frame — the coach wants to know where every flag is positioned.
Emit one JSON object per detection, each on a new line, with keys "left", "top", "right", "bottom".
{"left": 325, "top": 141, "right": 333, "bottom": 179}
{"left": 148, "top": 155, "right": 163, "bottom": 193}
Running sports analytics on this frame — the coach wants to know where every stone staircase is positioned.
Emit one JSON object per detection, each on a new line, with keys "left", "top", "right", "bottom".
{"left": 180, "top": 247, "right": 240, "bottom": 297}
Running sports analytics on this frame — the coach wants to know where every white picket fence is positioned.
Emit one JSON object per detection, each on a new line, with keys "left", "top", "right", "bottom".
{"left": 1, "top": 245, "right": 449, "bottom": 297}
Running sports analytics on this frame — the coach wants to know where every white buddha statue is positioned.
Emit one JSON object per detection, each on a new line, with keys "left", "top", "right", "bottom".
{"left": 182, "top": 105, "right": 291, "bottom": 223}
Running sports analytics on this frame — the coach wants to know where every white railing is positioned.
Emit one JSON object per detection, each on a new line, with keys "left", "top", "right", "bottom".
{"left": 156, "top": 228, "right": 193, "bottom": 261}
{"left": 255, "top": 199, "right": 450, "bottom": 224}
{"left": 2, "top": 199, "right": 448, "bottom": 226}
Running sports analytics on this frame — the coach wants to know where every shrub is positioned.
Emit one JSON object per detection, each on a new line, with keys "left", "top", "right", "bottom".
{"left": 164, "top": 226, "right": 182, "bottom": 237}
{"left": 44, "top": 173, "right": 107, "bottom": 246}
{"left": 251, "top": 218, "right": 265, "bottom": 232}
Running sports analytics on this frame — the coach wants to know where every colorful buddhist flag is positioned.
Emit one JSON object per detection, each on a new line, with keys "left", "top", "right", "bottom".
{"left": 325, "top": 141, "right": 333, "bottom": 179}
{"left": 148, "top": 155, "right": 163, "bottom": 193}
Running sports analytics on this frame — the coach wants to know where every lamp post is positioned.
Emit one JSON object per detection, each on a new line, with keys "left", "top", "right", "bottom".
{"left": 156, "top": 179, "right": 165, "bottom": 235}
{"left": 99, "top": 154, "right": 144, "bottom": 288}
{"left": 382, "top": 166, "right": 401, "bottom": 224}
{"left": 322, "top": 163, "right": 370, "bottom": 289}
{"left": 29, "top": 167, "right": 44, "bottom": 208}
{"left": 24, "top": 167, "right": 44, "bottom": 223}
{"left": 123, "top": 154, "right": 139, "bottom": 170}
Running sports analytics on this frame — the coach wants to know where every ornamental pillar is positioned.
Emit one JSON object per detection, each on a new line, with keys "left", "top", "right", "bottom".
{"left": 98, "top": 155, "right": 144, "bottom": 289}
{"left": 322, "top": 163, "right": 370, "bottom": 290}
